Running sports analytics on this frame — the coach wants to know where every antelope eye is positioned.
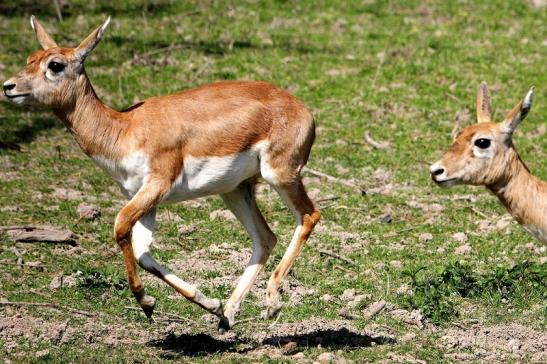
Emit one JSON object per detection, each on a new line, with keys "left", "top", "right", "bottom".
{"left": 48, "top": 61, "right": 65, "bottom": 73}
{"left": 474, "top": 138, "right": 491, "bottom": 149}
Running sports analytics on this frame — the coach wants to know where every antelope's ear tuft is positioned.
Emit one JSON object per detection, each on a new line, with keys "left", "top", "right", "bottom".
{"left": 74, "top": 16, "right": 111, "bottom": 62}
{"left": 501, "top": 87, "right": 534, "bottom": 135}
{"left": 30, "top": 15, "right": 58, "bottom": 50}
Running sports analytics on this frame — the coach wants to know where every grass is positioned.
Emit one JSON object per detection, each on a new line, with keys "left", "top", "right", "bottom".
{"left": 1, "top": 0, "right": 546, "bottom": 362}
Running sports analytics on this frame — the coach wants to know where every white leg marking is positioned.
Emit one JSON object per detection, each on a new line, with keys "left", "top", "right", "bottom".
{"left": 221, "top": 186, "right": 275, "bottom": 325}
{"left": 132, "top": 209, "right": 156, "bottom": 264}
{"left": 131, "top": 208, "right": 198, "bottom": 297}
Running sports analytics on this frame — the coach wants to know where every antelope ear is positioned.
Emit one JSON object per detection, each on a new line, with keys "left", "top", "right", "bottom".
{"left": 74, "top": 17, "right": 111, "bottom": 62}
{"left": 476, "top": 82, "right": 492, "bottom": 123}
{"left": 501, "top": 87, "right": 534, "bottom": 135}
{"left": 30, "top": 15, "right": 58, "bottom": 50}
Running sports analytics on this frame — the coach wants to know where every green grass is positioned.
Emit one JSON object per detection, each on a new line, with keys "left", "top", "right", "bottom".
{"left": 1, "top": 0, "right": 546, "bottom": 362}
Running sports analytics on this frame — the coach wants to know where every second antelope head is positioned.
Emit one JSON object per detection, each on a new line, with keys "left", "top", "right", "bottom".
{"left": 430, "top": 82, "right": 534, "bottom": 188}
{"left": 3, "top": 16, "right": 110, "bottom": 109}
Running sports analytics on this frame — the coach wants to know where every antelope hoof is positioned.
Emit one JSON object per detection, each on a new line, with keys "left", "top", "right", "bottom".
{"left": 263, "top": 290, "right": 282, "bottom": 319}
{"left": 263, "top": 303, "right": 283, "bottom": 320}
{"left": 217, "top": 316, "right": 232, "bottom": 333}
{"left": 138, "top": 294, "right": 156, "bottom": 319}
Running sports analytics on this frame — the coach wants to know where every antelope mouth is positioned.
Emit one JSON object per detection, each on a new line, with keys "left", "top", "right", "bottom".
{"left": 433, "top": 178, "right": 460, "bottom": 187}
{"left": 4, "top": 92, "right": 31, "bottom": 99}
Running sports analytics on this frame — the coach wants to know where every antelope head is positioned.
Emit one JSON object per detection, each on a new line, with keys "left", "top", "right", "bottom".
{"left": 3, "top": 16, "right": 110, "bottom": 109}
{"left": 430, "top": 82, "right": 534, "bottom": 188}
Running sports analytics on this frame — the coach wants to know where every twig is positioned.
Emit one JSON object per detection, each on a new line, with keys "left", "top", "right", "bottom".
{"left": 316, "top": 196, "right": 339, "bottom": 203}
{"left": 0, "top": 301, "right": 95, "bottom": 317}
{"left": 467, "top": 206, "right": 489, "bottom": 219}
{"left": 188, "top": 58, "right": 212, "bottom": 84}
{"left": 318, "top": 249, "right": 356, "bottom": 266}
{"left": 334, "top": 264, "right": 355, "bottom": 275}
{"left": 303, "top": 167, "right": 363, "bottom": 194}
{"left": 267, "top": 310, "right": 283, "bottom": 329}
{"left": 10, "top": 246, "right": 24, "bottom": 265}
{"left": 53, "top": 0, "right": 63, "bottom": 22}
{"left": 363, "top": 131, "right": 391, "bottom": 150}
{"left": 3, "top": 261, "right": 45, "bottom": 270}
{"left": 232, "top": 317, "right": 256, "bottom": 327}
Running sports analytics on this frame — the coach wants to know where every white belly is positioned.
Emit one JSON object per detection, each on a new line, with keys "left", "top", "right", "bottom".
{"left": 92, "top": 144, "right": 265, "bottom": 202}
{"left": 163, "top": 148, "right": 261, "bottom": 203}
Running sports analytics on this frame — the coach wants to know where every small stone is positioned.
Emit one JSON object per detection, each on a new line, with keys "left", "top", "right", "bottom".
{"left": 455, "top": 244, "right": 472, "bottom": 255}
{"left": 53, "top": 188, "right": 85, "bottom": 201}
{"left": 389, "top": 260, "right": 402, "bottom": 268}
{"left": 320, "top": 294, "right": 334, "bottom": 302}
{"left": 508, "top": 338, "right": 521, "bottom": 352}
{"left": 437, "top": 247, "right": 445, "bottom": 254}
{"left": 419, "top": 233, "right": 433, "bottom": 242}
{"left": 340, "top": 288, "right": 356, "bottom": 302}
{"left": 293, "top": 352, "right": 305, "bottom": 359}
{"left": 35, "top": 349, "right": 50, "bottom": 358}
{"left": 396, "top": 284, "right": 413, "bottom": 296}
{"left": 317, "top": 352, "right": 336, "bottom": 362}
{"left": 209, "top": 209, "right": 236, "bottom": 221}
{"left": 177, "top": 223, "right": 198, "bottom": 237}
{"left": 452, "top": 232, "right": 467, "bottom": 243}
{"left": 76, "top": 203, "right": 101, "bottom": 220}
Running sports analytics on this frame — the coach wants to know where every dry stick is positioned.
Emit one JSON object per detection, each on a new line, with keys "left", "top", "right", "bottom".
{"left": 0, "top": 301, "right": 96, "bottom": 317}
{"left": 53, "top": 0, "right": 63, "bottom": 22}
{"left": 302, "top": 167, "right": 363, "bottom": 193}
{"left": 316, "top": 196, "right": 339, "bottom": 203}
{"left": 363, "top": 131, "right": 390, "bottom": 150}
{"left": 10, "top": 246, "right": 24, "bottom": 265}
{"left": 188, "top": 58, "right": 212, "bottom": 84}
{"left": 467, "top": 206, "right": 489, "bottom": 219}
{"left": 334, "top": 264, "right": 355, "bottom": 275}
{"left": 318, "top": 249, "right": 356, "bottom": 266}
{"left": 3, "top": 261, "right": 45, "bottom": 270}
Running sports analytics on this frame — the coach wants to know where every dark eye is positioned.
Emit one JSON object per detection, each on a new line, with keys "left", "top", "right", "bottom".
{"left": 474, "top": 138, "right": 491, "bottom": 149}
{"left": 48, "top": 61, "right": 65, "bottom": 73}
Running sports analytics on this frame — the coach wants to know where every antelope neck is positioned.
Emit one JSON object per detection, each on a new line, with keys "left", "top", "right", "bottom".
{"left": 53, "top": 73, "right": 128, "bottom": 159}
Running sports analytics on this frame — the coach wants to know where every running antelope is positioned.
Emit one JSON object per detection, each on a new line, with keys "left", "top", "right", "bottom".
{"left": 430, "top": 83, "right": 546, "bottom": 243}
{"left": 3, "top": 17, "right": 321, "bottom": 330}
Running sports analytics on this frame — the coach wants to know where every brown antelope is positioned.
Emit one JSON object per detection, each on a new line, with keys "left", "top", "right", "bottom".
{"left": 3, "top": 17, "right": 321, "bottom": 330}
{"left": 430, "top": 82, "right": 546, "bottom": 243}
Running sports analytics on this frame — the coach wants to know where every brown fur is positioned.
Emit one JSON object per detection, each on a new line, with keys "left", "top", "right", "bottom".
{"left": 432, "top": 83, "right": 547, "bottom": 242}
{"left": 4, "top": 17, "right": 321, "bottom": 327}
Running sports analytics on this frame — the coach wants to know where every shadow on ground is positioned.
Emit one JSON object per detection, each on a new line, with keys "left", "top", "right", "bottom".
{"left": 149, "top": 328, "right": 395, "bottom": 357}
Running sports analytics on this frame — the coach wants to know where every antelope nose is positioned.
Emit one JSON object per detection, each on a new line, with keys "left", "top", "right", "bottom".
{"left": 3, "top": 82, "right": 16, "bottom": 92}
{"left": 431, "top": 167, "right": 445, "bottom": 176}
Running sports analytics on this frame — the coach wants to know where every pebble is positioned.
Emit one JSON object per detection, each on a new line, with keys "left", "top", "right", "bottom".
{"left": 77, "top": 203, "right": 101, "bottom": 220}
{"left": 455, "top": 244, "right": 472, "bottom": 255}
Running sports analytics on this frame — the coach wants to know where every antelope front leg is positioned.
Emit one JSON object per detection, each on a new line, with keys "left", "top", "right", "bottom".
{"left": 115, "top": 208, "right": 156, "bottom": 318}
{"left": 125, "top": 186, "right": 223, "bottom": 318}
